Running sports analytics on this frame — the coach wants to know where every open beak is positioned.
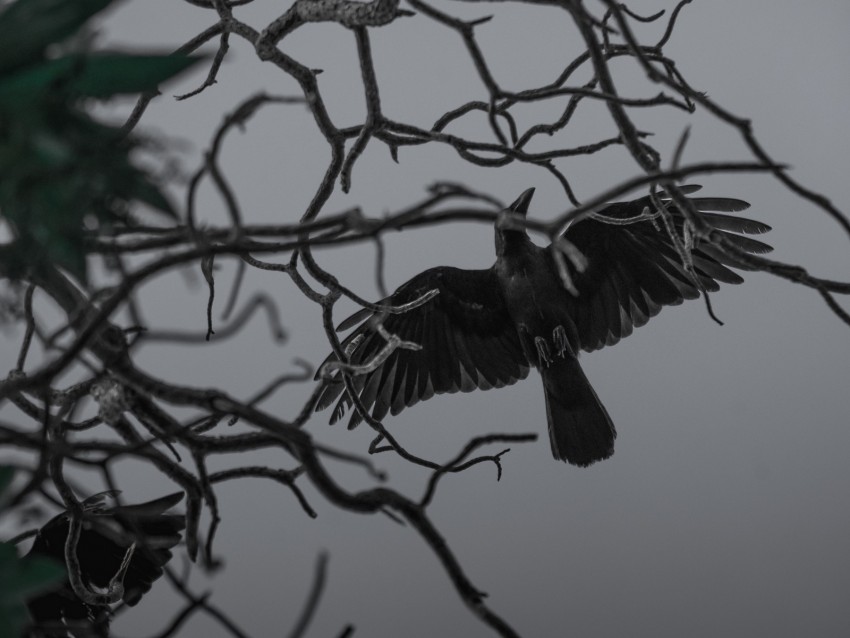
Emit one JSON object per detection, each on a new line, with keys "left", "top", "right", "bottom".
{"left": 508, "top": 187, "right": 535, "bottom": 216}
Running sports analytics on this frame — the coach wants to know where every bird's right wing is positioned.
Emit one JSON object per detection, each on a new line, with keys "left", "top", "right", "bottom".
{"left": 315, "top": 266, "right": 530, "bottom": 428}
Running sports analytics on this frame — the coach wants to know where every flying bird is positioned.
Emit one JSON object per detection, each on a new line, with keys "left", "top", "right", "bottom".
{"left": 25, "top": 492, "right": 184, "bottom": 633}
{"left": 315, "top": 186, "right": 771, "bottom": 466}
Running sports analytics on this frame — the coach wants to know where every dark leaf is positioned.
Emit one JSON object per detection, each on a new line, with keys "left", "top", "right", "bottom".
{"left": 70, "top": 53, "right": 203, "bottom": 97}
{"left": 0, "top": 546, "right": 64, "bottom": 638}
{"left": 42, "top": 233, "right": 89, "bottom": 283}
{"left": 0, "top": 0, "right": 115, "bottom": 74}
{"left": 0, "top": 467, "right": 14, "bottom": 500}
{"left": 0, "top": 603, "right": 29, "bottom": 638}
{"left": 0, "top": 544, "right": 65, "bottom": 604}
{"left": 0, "top": 56, "right": 81, "bottom": 100}
{"left": 0, "top": 53, "right": 202, "bottom": 100}
{"left": 6, "top": 232, "right": 88, "bottom": 284}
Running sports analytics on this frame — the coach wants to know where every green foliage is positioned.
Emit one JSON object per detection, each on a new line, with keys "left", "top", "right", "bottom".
{"left": 0, "top": 0, "right": 200, "bottom": 282}
{"left": 0, "top": 53, "right": 201, "bottom": 99}
{"left": 0, "top": 543, "right": 67, "bottom": 637}
{"left": 0, "top": 467, "right": 65, "bottom": 637}
{"left": 0, "top": 0, "right": 113, "bottom": 74}
{"left": 0, "top": 466, "right": 13, "bottom": 498}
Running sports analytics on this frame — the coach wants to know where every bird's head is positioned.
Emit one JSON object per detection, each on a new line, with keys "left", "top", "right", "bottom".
{"left": 505, "top": 187, "right": 535, "bottom": 216}
{"left": 495, "top": 187, "right": 535, "bottom": 254}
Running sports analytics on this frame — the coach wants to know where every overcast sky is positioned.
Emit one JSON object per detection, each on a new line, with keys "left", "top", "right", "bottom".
{"left": 4, "top": 1, "right": 850, "bottom": 637}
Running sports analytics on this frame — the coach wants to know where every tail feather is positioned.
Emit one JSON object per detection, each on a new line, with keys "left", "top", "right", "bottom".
{"left": 541, "top": 358, "right": 616, "bottom": 466}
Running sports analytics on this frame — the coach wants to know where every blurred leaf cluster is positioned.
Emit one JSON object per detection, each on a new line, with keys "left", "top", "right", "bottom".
{"left": 0, "top": 467, "right": 65, "bottom": 637}
{"left": 0, "top": 0, "right": 198, "bottom": 282}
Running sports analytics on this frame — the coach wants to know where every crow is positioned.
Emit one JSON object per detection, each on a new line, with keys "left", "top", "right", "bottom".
{"left": 25, "top": 492, "right": 184, "bottom": 635}
{"left": 315, "top": 186, "right": 771, "bottom": 466}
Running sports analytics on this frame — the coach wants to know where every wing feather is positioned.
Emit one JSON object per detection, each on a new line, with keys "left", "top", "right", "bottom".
{"left": 316, "top": 267, "right": 530, "bottom": 427}
{"left": 563, "top": 187, "right": 772, "bottom": 352}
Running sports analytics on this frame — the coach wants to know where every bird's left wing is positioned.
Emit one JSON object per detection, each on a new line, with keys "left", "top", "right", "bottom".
{"left": 560, "top": 187, "right": 772, "bottom": 352}
{"left": 315, "top": 266, "right": 530, "bottom": 428}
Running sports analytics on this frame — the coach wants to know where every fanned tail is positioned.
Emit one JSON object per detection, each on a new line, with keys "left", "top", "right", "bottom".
{"left": 540, "top": 357, "right": 616, "bottom": 467}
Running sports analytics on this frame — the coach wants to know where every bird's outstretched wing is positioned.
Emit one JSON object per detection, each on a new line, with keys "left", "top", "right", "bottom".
{"left": 26, "top": 492, "right": 184, "bottom": 626}
{"left": 561, "top": 186, "right": 772, "bottom": 352}
{"left": 315, "top": 266, "right": 530, "bottom": 428}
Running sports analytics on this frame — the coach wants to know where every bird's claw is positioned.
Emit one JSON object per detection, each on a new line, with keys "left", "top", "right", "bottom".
{"left": 535, "top": 336, "right": 552, "bottom": 367}
{"left": 553, "top": 325, "right": 568, "bottom": 358}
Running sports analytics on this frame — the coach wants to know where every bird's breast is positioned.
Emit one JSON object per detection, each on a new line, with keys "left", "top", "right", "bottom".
{"left": 496, "top": 248, "right": 571, "bottom": 332}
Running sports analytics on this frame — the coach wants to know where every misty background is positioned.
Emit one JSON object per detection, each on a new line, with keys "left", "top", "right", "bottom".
{"left": 2, "top": 1, "right": 849, "bottom": 636}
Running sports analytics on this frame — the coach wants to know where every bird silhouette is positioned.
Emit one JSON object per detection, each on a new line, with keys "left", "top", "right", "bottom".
{"left": 25, "top": 492, "right": 184, "bottom": 634}
{"left": 315, "top": 186, "right": 771, "bottom": 466}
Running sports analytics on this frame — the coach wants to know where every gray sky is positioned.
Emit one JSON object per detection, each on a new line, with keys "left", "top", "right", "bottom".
{"left": 4, "top": 1, "right": 850, "bottom": 636}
